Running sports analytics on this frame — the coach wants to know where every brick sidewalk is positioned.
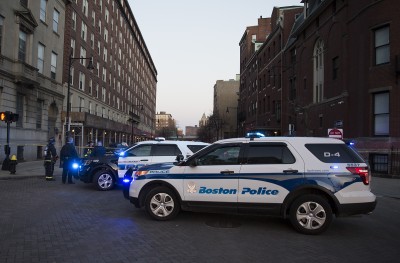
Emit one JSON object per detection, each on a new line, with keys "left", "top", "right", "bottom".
{"left": 0, "top": 160, "right": 62, "bottom": 180}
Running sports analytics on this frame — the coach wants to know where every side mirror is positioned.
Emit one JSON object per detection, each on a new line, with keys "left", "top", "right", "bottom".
{"left": 175, "top": 154, "right": 184, "bottom": 162}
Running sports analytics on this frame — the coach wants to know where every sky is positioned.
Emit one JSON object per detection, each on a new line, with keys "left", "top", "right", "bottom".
{"left": 128, "top": 0, "right": 302, "bottom": 130}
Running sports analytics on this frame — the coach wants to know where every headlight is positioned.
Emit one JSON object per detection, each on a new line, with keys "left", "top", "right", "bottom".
{"left": 134, "top": 170, "right": 149, "bottom": 179}
{"left": 71, "top": 162, "right": 79, "bottom": 169}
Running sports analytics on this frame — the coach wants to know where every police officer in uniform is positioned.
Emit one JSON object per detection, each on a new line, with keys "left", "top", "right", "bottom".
{"left": 60, "top": 137, "right": 79, "bottom": 184}
{"left": 91, "top": 141, "right": 106, "bottom": 157}
{"left": 44, "top": 137, "right": 58, "bottom": 181}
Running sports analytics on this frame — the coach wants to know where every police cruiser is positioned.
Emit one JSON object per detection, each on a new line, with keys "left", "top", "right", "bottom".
{"left": 124, "top": 136, "right": 377, "bottom": 235}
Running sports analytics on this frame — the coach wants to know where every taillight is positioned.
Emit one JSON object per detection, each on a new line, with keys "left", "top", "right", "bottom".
{"left": 346, "top": 167, "right": 369, "bottom": 185}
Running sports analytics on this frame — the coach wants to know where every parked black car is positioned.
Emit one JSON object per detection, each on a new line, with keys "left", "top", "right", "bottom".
{"left": 78, "top": 149, "right": 120, "bottom": 191}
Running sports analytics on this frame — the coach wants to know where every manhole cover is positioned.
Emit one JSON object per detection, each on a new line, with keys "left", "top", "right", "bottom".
{"left": 205, "top": 218, "right": 241, "bottom": 228}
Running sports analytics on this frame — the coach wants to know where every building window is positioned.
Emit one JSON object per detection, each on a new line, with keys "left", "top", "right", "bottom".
{"left": 332, "top": 56, "right": 339, "bottom": 80}
{"left": 18, "top": 30, "right": 27, "bottom": 62}
{"left": 374, "top": 92, "right": 389, "bottom": 136}
{"left": 53, "top": 9, "right": 59, "bottom": 33}
{"left": 89, "top": 101, "right": 92, "bottom": 114}
{"left": 290, "top": 48, "right": 296, "bottom": 64}
{"left": 374, "top": 26, "right": 390, "bottom": 65}
{"left": 36, "top": 100, "right": 42, "bottom": 129}
{"left": 16, "top": 94, "right": 24, "bottom": 128}
{"left": 102, "top": 87, "right": 106, "bottom": 102}
{"left": 72, "top": 12, "right": 76, "bottom": 30}
{"left": 95, "top": 84, "right": 99, "bottom": 98}
{"left": 70, "top": 39, "right": 75, "bottom": 57}
{"left": 83, "top": 0, "right": 88, "bottom": 17}
{"left": 51, "top": 52, "right": 57, "bottom": 80}
{"left": 79, "top": 72, "right": 85, "bottom": 90}
{"left": 40, "top": 0, "right": 47, "bottom": 22}
{"left": 89, "top": 79, "right": 92, "bottom": 94}
{"left": 80, "top": 46, "right": 86, "bottom": 64}
{"left": 69, "top": 67, "right": 74, "bottom": 85}
{"left": 0, "top": 16, "right": 3, "bottom": 54}
{"left": 79, "top": 97, "right": 85, "bottom": 112}
{"left": 81, "top": 21, "right": 87, "bottom": 41}
{"left": 313, "top": 39, "right": 324, "bottom": 103}
{"left": 37, "top": 43, "right": 45, "bottom": 74}
{"left": 90, "top": 33, "right": 94, "bottom": 48}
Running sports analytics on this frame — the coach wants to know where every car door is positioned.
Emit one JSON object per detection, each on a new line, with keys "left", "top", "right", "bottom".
{"left": 238, "top": 142, "right": 305, "bottom": 214}
{"left": 118, "top": 144, "right": 153, "bottom": 178}
{"left": 182, "top": 143, "right": 243, "bottom": 213}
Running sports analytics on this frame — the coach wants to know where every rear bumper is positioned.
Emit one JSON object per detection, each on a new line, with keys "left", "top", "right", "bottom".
{"left": 336, "top": 200, "right": 377, "bottom": 216}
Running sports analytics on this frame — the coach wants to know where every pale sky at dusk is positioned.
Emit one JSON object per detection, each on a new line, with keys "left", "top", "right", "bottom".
{"left": 128, "top": 0, "right": 302, "bottom": 130}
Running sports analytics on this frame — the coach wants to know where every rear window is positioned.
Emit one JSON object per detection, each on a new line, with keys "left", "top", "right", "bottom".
{"left": 246, "top": 143, "right": 295, "bottom": 164}
{"left": 152, "top": 145, "right": 182, "bottom": 156}
{"left": 305, "top": 143, "right": 365, "bottom": 163}
{"left": 187, "top": 144, "right": 208, "bottom": 153}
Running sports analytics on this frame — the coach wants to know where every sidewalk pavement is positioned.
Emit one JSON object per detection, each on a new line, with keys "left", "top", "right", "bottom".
{"left": 0, "top": 160, "right": 399, "bottom": 199}
{"left": 0, "top": 160, "right": 63, "bottom": 180}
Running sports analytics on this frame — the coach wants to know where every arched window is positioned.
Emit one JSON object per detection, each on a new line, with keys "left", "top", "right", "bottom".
{"left": 313, "top": 39, "right": 324, "bottom": 103}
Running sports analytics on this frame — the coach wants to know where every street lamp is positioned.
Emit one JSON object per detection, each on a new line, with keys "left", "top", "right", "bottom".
{"left": 66, "top": 50, "right": 94, "bottom": 143}
{"left": 128, "top": 104, "right": 143, "bottom": 144}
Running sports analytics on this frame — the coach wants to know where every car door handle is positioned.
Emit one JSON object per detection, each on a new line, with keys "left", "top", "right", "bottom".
{"left": 220, "top": 170, "right": 234, "bottom": 174}
{"left": 283, "top": 169, "right": 298, "bottom": 173}
{"left": 140, "top": 159, "right": 149, "bottom": 161}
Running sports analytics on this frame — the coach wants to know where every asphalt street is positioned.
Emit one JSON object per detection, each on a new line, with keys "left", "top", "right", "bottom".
{"left": 0, "top": 161, "right": 399, "bottom": 263}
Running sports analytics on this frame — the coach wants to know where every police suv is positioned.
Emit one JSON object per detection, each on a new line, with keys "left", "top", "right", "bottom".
{"left": 124, "top": 136, "right": 377, "bottom": 235}
{"left": 118, "top": 138, "right": 209, "bottom": 183}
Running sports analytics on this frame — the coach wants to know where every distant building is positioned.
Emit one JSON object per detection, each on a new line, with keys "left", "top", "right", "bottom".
{"left": 213, "top": 76, "right": 240, "bottom": 139}
{"left": 199, "top": 113, "right": 208, "bottom": 127}
{"left": 239, "top": 6, "right": 301, "bottom": 137}
{"left": 156, "top": 111, "right": 176, "bottom": 139}
{"left": 62, "top": 0, "right": 157, "bottom": 148}
{"left": 185, "top": 125, "right": 199, "bottom": 137}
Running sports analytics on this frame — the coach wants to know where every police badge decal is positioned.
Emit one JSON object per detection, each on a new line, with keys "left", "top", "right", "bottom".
{"left": 187, "top": 181, "right": 197, "bottom": 193}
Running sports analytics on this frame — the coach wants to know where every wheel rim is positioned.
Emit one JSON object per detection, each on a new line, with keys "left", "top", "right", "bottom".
{"left": 98, "top": 173, "right": 113, "bottom": 189}
{"left": 150, "top": 193, "right": 175, "bottom": 217}
{"left": 296, "top": 201, "right": 326, "bottom": 230}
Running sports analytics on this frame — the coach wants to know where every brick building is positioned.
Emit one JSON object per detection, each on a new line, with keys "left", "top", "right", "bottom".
{"left": 62, "top": 0, "right": 157, "bottom": 150}
{"left": 239, "top": 7, "right": 302, "bottom": 137}
{"left": 239, "top": 0, "right": 400, "bottom": 175}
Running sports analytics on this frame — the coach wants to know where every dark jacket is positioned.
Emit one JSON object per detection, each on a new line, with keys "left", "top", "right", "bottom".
{"left": 91, "top": 146, "right": 106, "bottom": 157}
{"left": 45, "top": 143, "right": 58, "bottom": 160}
{"left": 60, "top": 143, "right": 79, "bottom": 168}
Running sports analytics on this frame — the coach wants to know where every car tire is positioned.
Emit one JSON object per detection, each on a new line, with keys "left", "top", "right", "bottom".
{"left": 144, "top": 186, "right": 180, "bottom": 221}
{"left": 289, "top": 194, "right": 333, "bottom": 235}
{"left": 93, "top": 170, "right": 115, "bottom": 191}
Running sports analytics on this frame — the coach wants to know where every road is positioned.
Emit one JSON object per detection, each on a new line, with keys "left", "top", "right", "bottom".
{"left": 0, "top": 163, "right": 399, "bottom": 262}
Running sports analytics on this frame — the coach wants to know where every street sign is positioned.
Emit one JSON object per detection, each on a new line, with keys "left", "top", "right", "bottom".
{"left": 328, "top": 128, "right": 343, "bottom": 139}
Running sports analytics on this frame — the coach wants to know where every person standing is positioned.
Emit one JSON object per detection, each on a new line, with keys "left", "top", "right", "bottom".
{"left": 44, "top": 137, "right": 58, "bottom": 181}
{"left": 60, "top": 137, "right": 79, "bottom": 184}
{"left": 91, "top": 141, "right": 106, "bottom": 157}
{"left": 83, "top": 140, "right": 94, "bottom": 157}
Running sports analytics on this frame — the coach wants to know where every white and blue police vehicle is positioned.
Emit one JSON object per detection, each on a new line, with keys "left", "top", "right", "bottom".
{"left": 124, "top": 136, "right": 377, "bottom": 235}
{"left": 117, "top": 138, "right": 209, "bottom": 182}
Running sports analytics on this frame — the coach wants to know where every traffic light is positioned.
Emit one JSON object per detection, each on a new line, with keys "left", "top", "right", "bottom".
{"left": 0, "top": 111, "right": 10, "bottom": 122}
{"left": 0, "top": 111, "right": 18, "bottom": 123}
